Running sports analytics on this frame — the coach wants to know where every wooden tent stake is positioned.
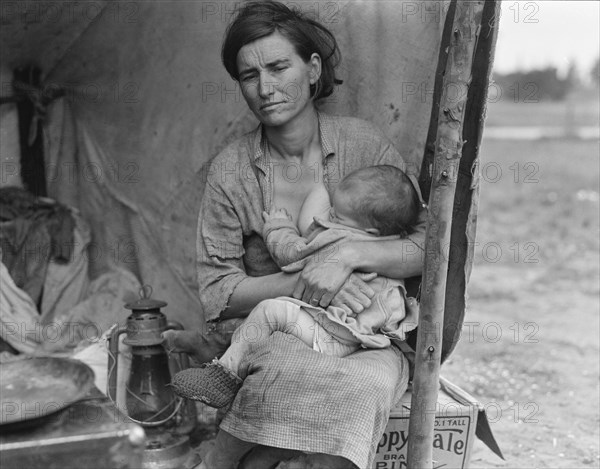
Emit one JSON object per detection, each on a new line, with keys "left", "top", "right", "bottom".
{"left": 407, "top": 1, "right": 500, "bottom": 467}
{"left": 14, "top": 66, "right": 47, "bottom": 197}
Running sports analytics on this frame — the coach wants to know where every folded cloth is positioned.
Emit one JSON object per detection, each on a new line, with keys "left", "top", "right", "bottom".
{"left": 0, "top": 187, "right": 76, "bottom": 306}
{"left": 220, "top": 332, "right": 409, "bottom": 469}
{"left": 0, "top": 261, "right": 40, "bottom": 354}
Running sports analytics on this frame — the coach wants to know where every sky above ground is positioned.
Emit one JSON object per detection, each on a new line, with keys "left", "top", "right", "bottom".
{"left": 493, "top": 1, "right": 599, "bottom": 78}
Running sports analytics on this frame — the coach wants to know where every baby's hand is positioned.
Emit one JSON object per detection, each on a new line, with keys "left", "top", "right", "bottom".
{"left": 262, "top": 207, "right": 292, "bottom": 222}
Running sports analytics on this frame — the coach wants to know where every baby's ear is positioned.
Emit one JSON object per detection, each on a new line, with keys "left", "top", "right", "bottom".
{"left": 365, "top": 227, "right": 380, "bottom": 236}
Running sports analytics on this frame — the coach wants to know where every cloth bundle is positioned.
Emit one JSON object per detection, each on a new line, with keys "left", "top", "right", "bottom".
{"left": 0, "top": 187, "right": 75, "bottom": 306}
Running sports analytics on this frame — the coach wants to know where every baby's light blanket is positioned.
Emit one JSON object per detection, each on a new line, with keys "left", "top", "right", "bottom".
{"left": 220, "top": 332, "right": 409, "bottom": 469}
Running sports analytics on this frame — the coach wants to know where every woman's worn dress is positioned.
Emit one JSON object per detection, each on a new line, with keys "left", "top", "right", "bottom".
{"left": 196, "top": 112, "right": 424, "bottom": 468}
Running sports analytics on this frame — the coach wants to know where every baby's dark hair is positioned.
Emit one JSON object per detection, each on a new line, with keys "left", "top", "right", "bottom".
{"left": 337, "top": 165, "right": 420, "bottom": 237}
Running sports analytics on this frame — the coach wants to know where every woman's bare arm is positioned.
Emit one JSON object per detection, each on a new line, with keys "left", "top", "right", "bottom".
{"left": 343, "top": 235, "right": 425, "bottom": 279}
{"left": 223, "top": 271, "right": 300, "bottom": 319}
{"left": 291, "top": 232, "right": 425, "bottom": 309}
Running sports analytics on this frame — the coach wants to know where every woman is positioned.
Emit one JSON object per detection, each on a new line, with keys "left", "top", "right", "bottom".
{"left": 167, "top": 2, "right": 426, "bottom": 468}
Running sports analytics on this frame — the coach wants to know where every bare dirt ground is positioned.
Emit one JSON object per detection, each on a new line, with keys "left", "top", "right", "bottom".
{"left": 442, "top": 135, "right": 600, "bottom": 468}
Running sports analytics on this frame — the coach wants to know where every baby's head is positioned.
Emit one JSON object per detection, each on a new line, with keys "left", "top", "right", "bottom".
{"left": 330, "top": 165, "right": 420, "bottom": 237}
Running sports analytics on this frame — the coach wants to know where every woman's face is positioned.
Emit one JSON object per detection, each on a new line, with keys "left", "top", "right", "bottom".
{"left": 236, "top": 31, "right": 321, "bottom": 128}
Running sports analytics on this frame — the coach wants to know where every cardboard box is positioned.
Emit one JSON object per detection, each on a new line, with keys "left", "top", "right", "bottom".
{"left": 372, "top": 378, "right": 479, "bottom": 469}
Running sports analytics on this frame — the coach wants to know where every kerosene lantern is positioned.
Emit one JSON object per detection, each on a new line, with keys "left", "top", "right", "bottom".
{"left": 107, "top": 286, "right": 197, "bottom": 468}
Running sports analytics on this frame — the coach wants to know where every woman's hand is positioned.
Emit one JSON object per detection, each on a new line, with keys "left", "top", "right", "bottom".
{"left": 290, "top": 242, "right": 377, "bottom": 313}
{"left": 291, "top": 247, "right": 354, "bottom": 307}
{"left": 161, "top": 329, "right": 230, "bottom": 366}
{"left": 329, "top": 272, "right": 377, "bottom": 314}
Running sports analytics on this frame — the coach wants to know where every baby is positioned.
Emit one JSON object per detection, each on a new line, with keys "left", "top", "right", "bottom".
{"left": 173, "top": 165, "right": 424, "bottom": 411}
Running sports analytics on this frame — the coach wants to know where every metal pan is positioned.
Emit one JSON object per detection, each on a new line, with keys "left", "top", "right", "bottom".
{"left": 0, "top": 357, "right": 95, "bottom": 426}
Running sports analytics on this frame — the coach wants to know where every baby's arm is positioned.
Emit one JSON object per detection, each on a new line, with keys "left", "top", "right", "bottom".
{"left": 262, "top": 208, "right": 310, "bottom": 266}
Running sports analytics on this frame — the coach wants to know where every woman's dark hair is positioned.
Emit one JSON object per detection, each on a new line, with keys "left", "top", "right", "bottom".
{"left": 222, "top": 1, "right": 342, "bottom": 100}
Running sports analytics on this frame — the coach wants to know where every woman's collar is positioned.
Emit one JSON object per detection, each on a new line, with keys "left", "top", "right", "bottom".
{"left": 252, "top": 111, "right": 336, "bottom": 163}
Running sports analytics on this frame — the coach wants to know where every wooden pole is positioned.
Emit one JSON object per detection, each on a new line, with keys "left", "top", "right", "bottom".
{"left": 14, "top": 66, "right": 48, "bottom": 197}
{"left": 407, "top": 1, "right": 489, "bottom": 467}
{"left": 442, "top": 0, "right": 502, "bottom": 362}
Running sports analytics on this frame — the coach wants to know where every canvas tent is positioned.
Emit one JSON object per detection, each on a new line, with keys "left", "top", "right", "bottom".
{"left": 1, "top": 0, "right": 449, "bottom": 333}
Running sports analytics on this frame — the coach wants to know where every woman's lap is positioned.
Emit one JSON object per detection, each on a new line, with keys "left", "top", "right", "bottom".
{"left": 239, "top": 445, "right": 357, "bottom": 468}
{"left": 219, "top": 331, "right": 409, "bottom": 469}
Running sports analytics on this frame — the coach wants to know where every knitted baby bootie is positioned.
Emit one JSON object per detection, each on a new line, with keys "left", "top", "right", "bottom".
{"left": 171, "top": 359, "right": 242, "bottom": 408}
